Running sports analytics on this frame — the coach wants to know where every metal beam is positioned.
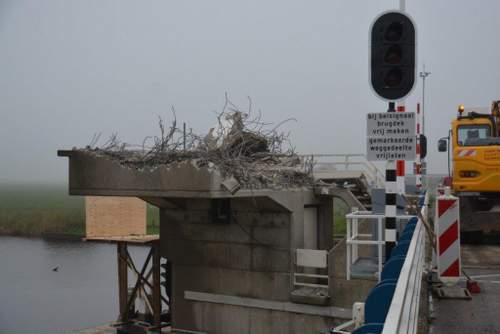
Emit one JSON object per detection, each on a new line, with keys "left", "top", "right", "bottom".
{"left": 117, "top": 242, "right": 128, "bottom": 322}
{"left": 152, "top": 243, "right": 162, "bottom": 327}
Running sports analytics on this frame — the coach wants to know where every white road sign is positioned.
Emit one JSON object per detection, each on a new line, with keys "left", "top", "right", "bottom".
{"left": 366, "top": 112, "right": 416, "bottom": 161}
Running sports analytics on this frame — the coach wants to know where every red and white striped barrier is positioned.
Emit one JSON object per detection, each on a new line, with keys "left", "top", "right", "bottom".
{"left": 435, "top": 188, "right": 461, "bottom": 282}
{"left": 457, "top": 149, "right": 477, "bottom": 157}
{"left": 396, "top": 104, "right": 406, "bottom": 194}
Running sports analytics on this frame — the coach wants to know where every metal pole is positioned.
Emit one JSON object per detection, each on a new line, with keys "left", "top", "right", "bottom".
{"left": 422, "top": 76, "right": 425, "bottom": 134}
{"left": 419, "top": 65, "right": 431, "bottom": 135}
{"left": 183, "top": 122, "right": 186, "bottom": 151}
{"left": 399, "top": 0, "right": 406, "bottom": 11}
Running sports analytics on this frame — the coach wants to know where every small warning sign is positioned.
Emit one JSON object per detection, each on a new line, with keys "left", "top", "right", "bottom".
{"left": 366, "top": 112, "right": 416, "bottom": 161}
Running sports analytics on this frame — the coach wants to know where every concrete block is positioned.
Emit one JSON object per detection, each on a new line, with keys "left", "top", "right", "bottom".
{"left": 331, "top": 278, "right": 376, "bottom": 308}
{"left": 173, "top": 265, "right": 291, "bottom": 301}
{"left": 166, "top": 220, "right": 252, "bottom": 244}
{"left": 231, "top": 197, "right": 289, "bottom": 212}
{"left": 251, "top": 226, "right": 290, "bottom": 249}
{"left": 175, "top": 301, "right": 251, "bottom": 333}
{"left": 234, "top": 212, "right": 289, "bottom": 228}
{"left": 251, "top": 247, "right": 290, "bottom": 272}
{"left": 164, "top": 239, "right": 252, "bottom": 270}
{"left": 288, "top": 313, "right": 338, "bottom": 334}
{"left": 249, "top": 308, "right": 291, "bottom": 334}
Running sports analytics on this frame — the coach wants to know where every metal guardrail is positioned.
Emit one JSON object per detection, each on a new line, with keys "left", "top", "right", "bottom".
{"left": 381, "top": 191, "right": 429, "bottom": 334}
{"left": 301, "top": 154, "right": 385, "bottom": 189}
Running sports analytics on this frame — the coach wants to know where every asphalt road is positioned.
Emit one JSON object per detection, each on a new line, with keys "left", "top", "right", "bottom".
{"left": 430, "top": 245, "right": 500, "bottom": 334}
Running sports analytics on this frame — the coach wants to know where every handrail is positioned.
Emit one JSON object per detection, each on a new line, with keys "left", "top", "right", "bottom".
{"left": 300, "top": 154, "right": 385, "bottom": 189}
{"left": 381, "top": 191, "right": 429, "bottom": 334}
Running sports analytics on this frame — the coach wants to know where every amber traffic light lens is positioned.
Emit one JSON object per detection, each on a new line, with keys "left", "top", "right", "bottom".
{"left": 384, "top": 68, "right": 402, "bottom": 88}
{"left": 384, "top": 45, "right": 402, "bottom": 64}
{"left": 385, "top": 22, "right": 403, "bottom": 42}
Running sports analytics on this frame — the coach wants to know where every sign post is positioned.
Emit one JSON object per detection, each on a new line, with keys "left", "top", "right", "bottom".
{"left": 367, "top": 109, "right": 416, "bottom": 257}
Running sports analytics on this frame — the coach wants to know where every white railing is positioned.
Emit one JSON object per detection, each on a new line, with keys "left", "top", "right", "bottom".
{"left": 345, "top": 211, "right": 415, "bottom": 281}
{"left": 382, "top": 192, "right": 429, "bottom": 334}
{"left": 301, "top": 154, "right": 385, "bottom": 189}
{"left": 293, "top": 249, "right": 329, "bottom": 289}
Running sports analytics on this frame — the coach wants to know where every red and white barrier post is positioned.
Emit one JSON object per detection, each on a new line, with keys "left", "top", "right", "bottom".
{"left": 396, "top": 104, "right": 406, "bottom": 194}
{"left": 435, "top": 187, "right": 461, "bottom": 283}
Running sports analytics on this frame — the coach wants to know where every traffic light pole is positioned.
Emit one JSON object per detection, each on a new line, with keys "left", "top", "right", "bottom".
{"left": 370, "top": 8, "right": 415, "bottom": 261}
{"left": 385, "top": 102, "right": 397, "bottom": 258}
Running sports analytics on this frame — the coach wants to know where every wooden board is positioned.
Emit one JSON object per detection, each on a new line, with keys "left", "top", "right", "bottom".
{"left": 85, "top": 196, "right": 147, "bottom": 237}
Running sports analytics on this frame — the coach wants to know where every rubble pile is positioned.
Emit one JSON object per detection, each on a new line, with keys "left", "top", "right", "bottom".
{"left": 81, "top": 98, "right": 314, "bottom": 190}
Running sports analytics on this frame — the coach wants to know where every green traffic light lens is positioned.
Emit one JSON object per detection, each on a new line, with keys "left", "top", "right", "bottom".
{"left": 384, "top": 68, "right": 402, "bottom": 88}
{"left": 385, "top": 22, "right": 403, "bottom": 42}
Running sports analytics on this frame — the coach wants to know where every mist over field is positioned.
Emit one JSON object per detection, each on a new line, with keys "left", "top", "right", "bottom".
{"left": 2, "top": 0, "right": 500, "bottom": 184}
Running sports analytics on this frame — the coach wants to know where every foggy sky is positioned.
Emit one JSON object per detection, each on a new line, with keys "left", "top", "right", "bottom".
{"left": 2, "top": 0, "right": 500, "bottom": 183}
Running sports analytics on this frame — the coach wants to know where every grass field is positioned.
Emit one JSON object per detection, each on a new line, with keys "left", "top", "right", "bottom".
{"left": 0, "top": 183, "right": 159, "bottom": 236}
{"left": 0, "top": 182, "right": 347, "bottom": 238}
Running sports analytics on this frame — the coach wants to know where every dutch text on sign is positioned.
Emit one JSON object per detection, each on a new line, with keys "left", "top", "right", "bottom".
{"left": 366, "top": 112, "right": 416, "bottom": 161}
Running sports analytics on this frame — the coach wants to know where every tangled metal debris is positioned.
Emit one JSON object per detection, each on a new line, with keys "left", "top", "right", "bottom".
{"left": 82, "top": 95, "right": 314, "bottom": 190}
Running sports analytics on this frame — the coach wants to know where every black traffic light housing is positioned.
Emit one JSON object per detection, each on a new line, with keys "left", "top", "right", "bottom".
{"left": 370, "top": 11, "right": 416, "bottom": 101}
{"left": 420, "top": 134, "right": 427, "bottom": 159}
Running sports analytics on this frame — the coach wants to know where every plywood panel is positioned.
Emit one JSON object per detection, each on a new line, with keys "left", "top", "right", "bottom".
{"left": 85, "top": 196, "right": 146, "bottom": 237}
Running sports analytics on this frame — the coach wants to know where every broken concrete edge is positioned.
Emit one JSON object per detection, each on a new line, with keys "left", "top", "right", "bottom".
{"left": 58, "top": 147, "right": 314, "bottom": 191}
{"left": 184, "top": 290, "right": 352, "bottom": 320}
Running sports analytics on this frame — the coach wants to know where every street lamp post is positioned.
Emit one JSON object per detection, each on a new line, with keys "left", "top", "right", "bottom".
{"left": 419, "top": 65, "right": 431, "bottom": 135}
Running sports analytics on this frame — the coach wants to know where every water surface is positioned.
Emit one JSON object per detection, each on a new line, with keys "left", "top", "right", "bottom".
{"left": 0, "top": 236, "right": 147, "bottom": 334}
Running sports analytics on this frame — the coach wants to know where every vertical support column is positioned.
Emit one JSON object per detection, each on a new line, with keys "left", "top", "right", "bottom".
{"left": 117, "top": 242, "right": 128, "bottom": 322}
{"left": 415, "top": 103, "right": 422, "bottom": 192}
{"left": 346, "top": 214, "right": 352, "bottom": 281}
{"left": 318, "top": 197, "right": 334, "bottom": 251}
{"left": 385, "top": 160, "right": 397, "bottom": 259}
{"left": 385, "top": 102, "right": 397, "bottom": 259}
{"left": 152, "top": 242, "right": 162, "bottom": 327}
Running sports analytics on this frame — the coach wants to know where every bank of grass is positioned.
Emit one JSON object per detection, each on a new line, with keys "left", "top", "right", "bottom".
{"left": 333, "top": 199, "right": 349, "bottom": 235}
{"left": 147, "top": 205, "right": 160, "bottom": 235}
{"left": 1, "top": 182, "right": 345, "bottom": 237}
{"left": 0, "top": 183, "right": 159, "bottom": 237}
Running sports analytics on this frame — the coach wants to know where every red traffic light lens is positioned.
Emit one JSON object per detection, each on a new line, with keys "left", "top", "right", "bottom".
{"left": 385, "top": 22, "right": 403, "bottom": 42}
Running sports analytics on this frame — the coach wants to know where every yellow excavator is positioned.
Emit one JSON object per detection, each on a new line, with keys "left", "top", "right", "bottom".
{"left": 438, "top": 101, "right": 500, "bottom": 242}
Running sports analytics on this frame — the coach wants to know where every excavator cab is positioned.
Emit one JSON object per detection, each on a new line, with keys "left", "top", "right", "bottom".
{"left": 438, "top": 102, "right": 500, "bottom": 242}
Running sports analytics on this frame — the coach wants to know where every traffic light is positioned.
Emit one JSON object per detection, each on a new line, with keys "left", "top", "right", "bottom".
{"left": 370, "top": 11, "right": 416, "bottom": 101}
{"left": 420, "top": 134, "right": 427, "bottom": 159}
